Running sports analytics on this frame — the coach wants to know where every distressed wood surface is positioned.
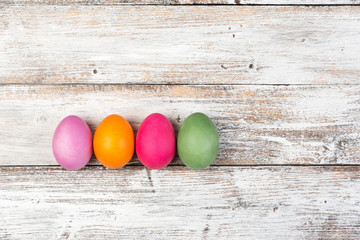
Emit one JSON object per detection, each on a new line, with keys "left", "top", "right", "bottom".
{"left": 1, "top": 166, "right": 359, "bottom": 239}
{"left": 2, "top": 0, "right": 360, "bottom": 5}
{"left": 1, "top": 2, "right": 360, "bottom": 239}
{"left": 1, "top": 6, "right": 360, "bottom": 85}
{"left": 0, "top": 84, "right": 359, "bottom": 166}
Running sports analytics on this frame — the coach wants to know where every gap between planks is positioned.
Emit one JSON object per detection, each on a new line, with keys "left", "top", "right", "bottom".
{"left": 2, "top": 3, "right": 360, "bottom": 5}
{"left": 2, "top": 83, "right": 360, "bottom": 86}
{"left": 1, "top": 164, "right": 360, "bottom": 168}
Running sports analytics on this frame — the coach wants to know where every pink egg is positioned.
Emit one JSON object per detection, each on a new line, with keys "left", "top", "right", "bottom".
{"left": 52, "top": 115, "right": 93, "bottom": 170}
{"left": 136, "top": 113, "right": 176, "bottom": 169}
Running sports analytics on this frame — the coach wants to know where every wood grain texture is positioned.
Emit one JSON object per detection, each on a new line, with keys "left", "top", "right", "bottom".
{"left": 1, "top": 6, "right": 360, "bottom": 84}
{"left": 1, "top": 166, "right": 359, "bottom": 239}
{"left": 2, "top": 0, "right": 360, "bottom": 5}
{"left": 0, "top": 84, "right": 359, "bottom": 166}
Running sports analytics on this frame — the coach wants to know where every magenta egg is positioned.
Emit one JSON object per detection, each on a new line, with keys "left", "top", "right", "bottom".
{"left": 52, "top": 115, "right": 93, "bottom": 170}
{"left": 136, "top": 113, "right": 176, "bottom": 169}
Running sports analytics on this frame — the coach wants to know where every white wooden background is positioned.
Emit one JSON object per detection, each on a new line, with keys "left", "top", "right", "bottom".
{"left": 1, "top": 1, "right": 360, "bottom": 239}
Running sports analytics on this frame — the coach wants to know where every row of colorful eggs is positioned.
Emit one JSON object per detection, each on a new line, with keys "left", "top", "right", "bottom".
{"left": 52, "top": 113, "right": 219, "bottom": 170}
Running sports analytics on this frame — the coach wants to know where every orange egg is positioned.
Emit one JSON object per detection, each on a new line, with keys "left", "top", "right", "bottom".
{"left": 93, "top": 114, "right": 134, "bottom": 169}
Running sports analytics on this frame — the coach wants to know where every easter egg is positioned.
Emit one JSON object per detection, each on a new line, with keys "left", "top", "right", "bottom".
{"left": 136, "top": 113, "right": 175, "bottom": 169}
{"left": 93, "top": 114, "right": 134, "bottom": 169}
{"left": 177, "top": 113, "right": 219, "bottom": 169}
{"left": 52, "top": 115, "right": 92, "bottom": 170}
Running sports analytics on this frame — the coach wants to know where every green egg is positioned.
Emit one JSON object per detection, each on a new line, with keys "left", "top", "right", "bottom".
{"left": 177, "top": 112, "right": 219, "bottom": 169}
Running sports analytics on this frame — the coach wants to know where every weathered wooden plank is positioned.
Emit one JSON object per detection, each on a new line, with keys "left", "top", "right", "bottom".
{"left": 0, "top": 166, "right": 359, "bottom": 239}
{"left": 2, "top": 0, "right": 360, "bottom": 5}
{"left": 1, "top": 6, "right": 360, "bottom": 84}
{"left": 0, "top": 84, "right": 359, "bottom": 166}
